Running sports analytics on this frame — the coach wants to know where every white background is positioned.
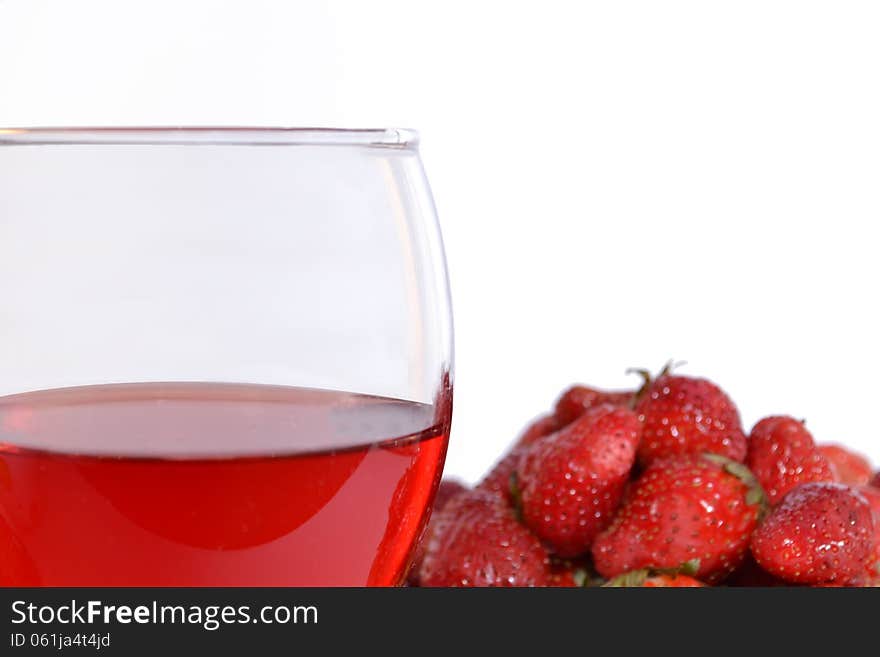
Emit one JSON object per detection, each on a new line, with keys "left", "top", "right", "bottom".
{"left": 2, "top": 0, "right": 879, "bottom": 481}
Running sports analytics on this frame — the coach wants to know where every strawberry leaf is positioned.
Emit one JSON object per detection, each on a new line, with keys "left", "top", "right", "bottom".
{"left": 604, "top": 569, "right": 649, "bottom": 587}
{"left": 604, "top": 559, "right": 702, "bottom": 587}
{"left": 678, "top": 559, "right": 701, "bottom": 577}
{"left": 655, "top": 559, "right": 701, "bottom": 577}
{"left": 572, "top": 568, "right": 589, "bottom": 587}
{"left": 702, "top": 452, "right": 769, "bottom": 519}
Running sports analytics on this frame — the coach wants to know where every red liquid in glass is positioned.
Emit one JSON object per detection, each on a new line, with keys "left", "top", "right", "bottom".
{"left": 0, "top": 383, "right": 450, "bottom": 586}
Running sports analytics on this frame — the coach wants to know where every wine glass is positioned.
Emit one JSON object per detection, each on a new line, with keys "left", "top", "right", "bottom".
{"left": 0, "top": 127, "right": 453, "bottom": 586}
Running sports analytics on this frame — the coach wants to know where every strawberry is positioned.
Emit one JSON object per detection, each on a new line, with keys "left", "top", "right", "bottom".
{"left": 546, "top": 566, "right": 579, "bottom": 587}
{"left": 517, "top": 413, "right": 564, "bottom": 447}
{"left": 635, "top": 374, "right": 746, "bottom": 465}
{"left": 811, "top": 577, "right": 870, "bottom": 588}
{"left": 857, "top": 485, "right": 880, "bottom": 580}
{"left": 750, "top": 482, "right": 875, "bottom": 585}
{"left": 418, "top": 489, "right": 551, "bottom": 586}
{"left": 603, "top": 559, "right": 706, "bottom": 587}
{"left": 546, "top": 557, "right": 592, "bottom": 587}
{"left": 554, "top": 385, "right": 634, "bottom": 426}
{"left": 475, "top": 415, "right": 562, "bottom": 503}
{"left": 407, "top": 479, "right": 468, "bottom": 585}
{"left": 746, "top": 416, "right": 834, "bottom": 504}
{"left": 872, "top": 471, "right": 880, "bottom": 489}
{"left": 818, "top": 444, "right": 873, "bottom": 486}
{"left": 725, "top": 554, "right": 788, "bottom": 587}
{"left": 517, "top": 404, "right": 642, "bottom": 556}
{"left": 421, "top": 479, "right": 468, "bottom": 516}
{"left": 592, "top": 453, "right": 764, "bottom": 583}
{"left": 609, "top": 572, "right": 705, "bottom": 587}
{"left": 860, "top": 484, "right": 880, "bottom": 523}
{"left": 641, "top": 574, "right": 705, "bottom": 587}
{"left": 477, "top": 448, "right": 527, "bottom": 503}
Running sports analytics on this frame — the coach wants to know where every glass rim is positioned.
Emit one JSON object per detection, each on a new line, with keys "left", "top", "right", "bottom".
{"left": 0, "top": 126, "right": 419, "bottom": 148}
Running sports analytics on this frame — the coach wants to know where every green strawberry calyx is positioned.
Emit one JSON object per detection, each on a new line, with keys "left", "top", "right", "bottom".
{"left": 701, "top": 452, "right": 769, "bottom": 518}
{"left": 603, "top": 559, "right": 702, "bottom": 587}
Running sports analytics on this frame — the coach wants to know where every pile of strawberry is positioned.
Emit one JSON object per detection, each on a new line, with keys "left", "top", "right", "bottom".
{"left": 409, "top": 367, "right": 880, "bottom": 587}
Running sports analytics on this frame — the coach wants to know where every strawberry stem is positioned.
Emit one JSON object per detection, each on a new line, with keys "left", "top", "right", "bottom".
{"left": 626, "top": 360, "right": 686, "bottom": 409}
{"left": 625, "top": 368, "right": 653, "bottom": 409}
{"left": 659, "top": 360, "right": 687, "bottom": 377}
